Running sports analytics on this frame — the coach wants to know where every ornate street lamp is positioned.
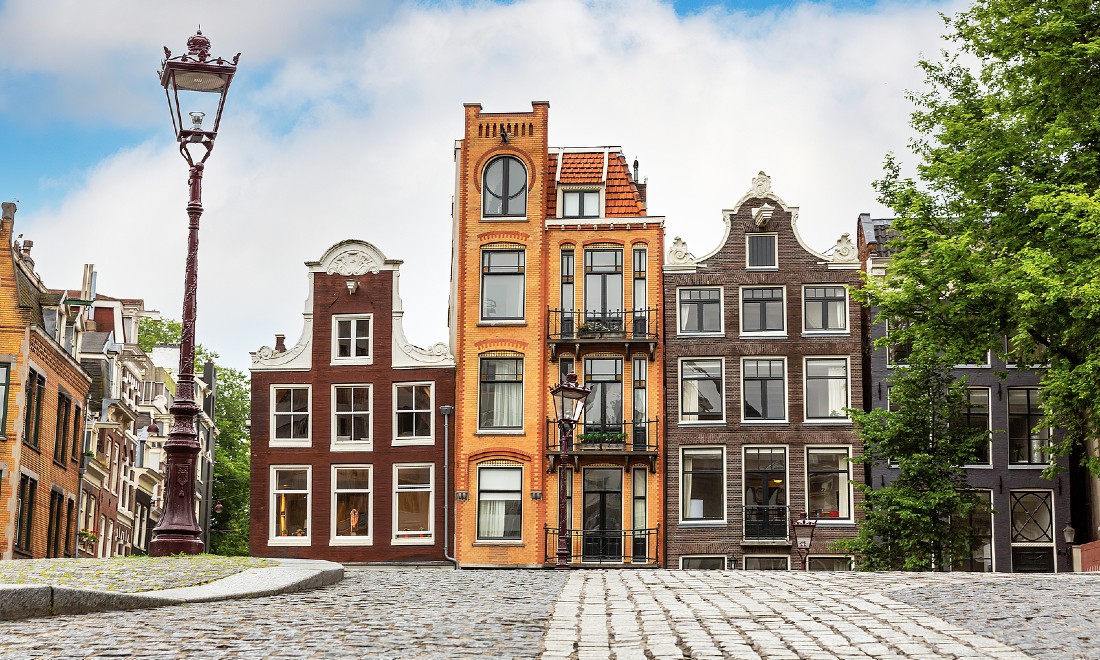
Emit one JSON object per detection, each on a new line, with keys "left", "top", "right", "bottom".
{"left": 791, "top": 512, "right": 817, "bottom": 571}
{"left": 550, "top": 373, "right": 590, "bottom": 568}
{"left": 149, "top": 30, "right": 239, "bottom": 556}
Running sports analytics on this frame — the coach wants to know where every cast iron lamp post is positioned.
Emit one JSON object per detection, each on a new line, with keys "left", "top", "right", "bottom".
{"left": 550, "top": 373, "right": 590, "bottom": 568}
{"left": 1060, "top": 523, "right": 1076, "bottom": 568}
{"left": 149, "top": 30, "right": 239, "bottom": 556}
{"left": 791, "top": 512, "right": 817, "bottom": 571}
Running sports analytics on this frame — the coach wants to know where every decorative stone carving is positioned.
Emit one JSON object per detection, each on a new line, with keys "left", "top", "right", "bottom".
{"left": 830, "top": 233, "right": 859, "bottom": 263}
{"left": 752, "top": 202, "right": 774, "bottom": 228}
{"left": 666, "top": 236, "right": 697, "bottom": 267}
{"left": 251, "top": 318, "right": 313, "bottom": 370}
{"left": 401, "top": 341, "right": 452, "bottom": 364}
{"left": 326, "top": 250, "right": 380, "bottom": 276}
{"left": 751, "top": 171, "right": 772, "bottom": 197}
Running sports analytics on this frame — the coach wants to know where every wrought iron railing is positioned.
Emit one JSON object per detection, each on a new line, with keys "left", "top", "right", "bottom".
{"left": 548, "top": 308, "right": 658, "bottom": 341}
{"left": 544, "top": 526, "right": 660, "bottom": 565}
{"left": 743, "top": 505, "right": 790, "bottom": 540}
{"left": 546, "top": 419, "right": 659, "bottom": 454}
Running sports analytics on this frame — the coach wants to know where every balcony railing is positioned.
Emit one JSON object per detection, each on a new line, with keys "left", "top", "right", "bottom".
{"left": 743, "top": 505, "right": 790, "bottom": 541}
{"left": 544, "top": 526, "right": 660, "bottom": 566}
{"left": 546, "top": 419, "right": 659, "bottom": 472}
{"left": 547, "top": 309, "right": 659, "bottom": 360}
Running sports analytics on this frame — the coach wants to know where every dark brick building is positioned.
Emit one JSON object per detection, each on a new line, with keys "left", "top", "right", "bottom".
{"left": 249, "top": 240, "right": 456, "bottom": 563}
{"left": 859, "top": 215, "right": 1074, "bottom": 572}
{"left": 662, "top": 173, "right": 864, "bottom": 570}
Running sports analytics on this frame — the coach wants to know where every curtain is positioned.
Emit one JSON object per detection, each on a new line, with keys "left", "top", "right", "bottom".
{"left": 479, "top": 500, "right": 506, "bottom": 537}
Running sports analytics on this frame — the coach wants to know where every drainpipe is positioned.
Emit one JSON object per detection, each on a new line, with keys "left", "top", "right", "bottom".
{"left": 440, "top": 405, "right": 458, "bottom": 568}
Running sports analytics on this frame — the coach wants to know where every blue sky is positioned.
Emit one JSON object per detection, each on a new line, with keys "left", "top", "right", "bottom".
{"left": 0, "top": 0, "right": 962, "bottom": 370}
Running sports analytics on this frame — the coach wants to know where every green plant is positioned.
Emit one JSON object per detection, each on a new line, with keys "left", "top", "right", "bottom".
{"left": 576, "top": 431, "right": 627, "bottom": 443}
{"left": 78, "top": 529, "right": 99, "bottom": 543}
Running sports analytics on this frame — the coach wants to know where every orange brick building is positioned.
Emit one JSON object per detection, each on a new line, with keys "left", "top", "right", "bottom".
{"left": 449, "top": 103, "right": 665, "bottom": 567}
{"left": 0, "top": 202, "right": 92, "bottom": 560}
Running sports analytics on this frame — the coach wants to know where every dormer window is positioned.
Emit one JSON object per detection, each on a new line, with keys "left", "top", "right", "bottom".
{"left": 483, "top": 156, "right": 527, "bottom": 218}
{"left": 563, "top": 190, "right": 599, "bottom": 218}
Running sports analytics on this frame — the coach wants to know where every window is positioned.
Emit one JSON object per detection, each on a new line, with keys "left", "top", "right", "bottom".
{"left": 394, "top": 383, "right": 433, "bottom": 445}
{"left": 744, "top": 447, "right": 787, "bottom": 539}
{"left": 331, "top": 385, "right": 371, "bottom": 449}
{"left": 394, "top": 464, "right": 433, "bottom": 543}
{"left": 71, "top": 405, "right": 83, "bottom": 463}
{"left": 65, "top": 498, "right": 75, "bottom": 557}
{"left": 477, "top": 466, "right": 522, "bottom": 540}
{"left": 332, "top": 315, "right": 372, "bottom": 363}
{"left": 47, "top": 490, "right": 64, "bottom": 558}
{"left": 743, "top": 358, "right": 786, "bottom": 421}
{"left": 954, "top": 490, "right": 993, "bottom": 572}
{"left": 0, "top": 363, "right": 9, "bottom": 437}
{"left": 54, "top": 392, "right": 72, "bottom": 465}
{"left": 681, "top": 556, "right": 726, "bottom": 570}
{"left": 806, "top": 448, "right": 851, "bottom": 521}
{"left": 584, "top": 249, "right": 623, "bottom": 323}
{"left": 15, "top": 474, "right": 36, "bottom": 553}
{"left": 271, "top": 386, "right": 310, "bottom": 446}
{"left": 679, "top": 359, "right": 723, "bottom": 423}
{"left": 632, "top": 247, "right": 647, "bottom": 333}
{"left": 681, "top": 447, "right": 724, "bottom": 522}
{"left": 270, "top": 466, "right": 310, "bottom": 543}
{"left": 744, "top": 556, "right": 788, "bottom": 570}
{"left": 887, "top": 319, "right": 912, "bottom": 366}
{"left": 746, "top": 234, "right": 777, "bottom": 268}
{"left": 23, "top": 369, "right": 45, "bottom": 449}
{"left": 1010, "top": 490, "right": 1054, "bottom": 572}
{"left": 632, "top": 467, "right": 648, "bottom": 561}
{"left": 583, "top": 358, "right": 622, "bottom": 432}
{"left": 808, "top": 556, "right": 851, "bottom": 571}
{"left": 632, "top": 357, "right": 648, "bottom": 450}
{"left": 803, "top": 286, "right": 847, "bottom": 332}
{"left": 562, "top": 466, "right": 574, "bottom": 529}
{"left": 479, "top": 357, "right": 523, "bottom": 430}
{"left": 1009, "top": 388, "right": 1049, "bottom": 465}
{"left": 804, "top": 358, "right": 849, "bottom": 421}
{"left": 959, "top": 388, "right": 991, "bottom": 465}
{"left": 481, "top": 249, "right": 525, "bottom": 320}
{"left": 678, "top": 288, "right": 722, "bottom": 334}
{"left": 560, "top": 248, "right": 575, "bottom": 313}
{"left": 483, "top": 156, "right": 527, "bottom": 217}
{"left": 741, "top": 287, "right": 784, "bottom": 334}
{"left": 563, "top": 190, "right": 599, "bottom": 218}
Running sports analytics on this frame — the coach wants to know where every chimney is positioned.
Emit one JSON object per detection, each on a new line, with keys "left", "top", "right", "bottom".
{"left": 275, "top": 334, "right": 287, "bottom": 353}
{"left": 20, "top": 239, "right": 34, "bottom": 269}
{"left": 631, "top": 159, "right": 647, "bottom": 211}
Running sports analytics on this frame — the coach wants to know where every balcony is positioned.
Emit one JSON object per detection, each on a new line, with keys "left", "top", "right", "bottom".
{"left": 547, "top": 308, "right": 659, "bottom": 361}
{"left": 743, "top": 505, "right": 790, "bottom": 542}
{"left": 543, "top": 527, "right": 660, "bottom": 566}
{"left": 546, "top": 419, "right": 659, "bottom": 472}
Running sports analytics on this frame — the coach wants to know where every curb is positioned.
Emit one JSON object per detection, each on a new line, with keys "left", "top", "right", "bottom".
{"left": 0, "top": 558, "right": 344, "bottom": 621}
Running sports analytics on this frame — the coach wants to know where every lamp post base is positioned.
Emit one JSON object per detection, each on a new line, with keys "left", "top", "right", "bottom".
{"left": 149, "top": 534, "right": 205, "bottom": 557}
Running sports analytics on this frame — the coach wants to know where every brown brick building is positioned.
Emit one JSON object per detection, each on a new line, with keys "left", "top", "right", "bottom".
{"left": 662, "top": 173, "right": 863, "bottom": 570}
{"left": 250, "top": 240, "right": 456, "bottom": 563}
{"left": 0, "top": 202, "right": 92, "bottom": 560}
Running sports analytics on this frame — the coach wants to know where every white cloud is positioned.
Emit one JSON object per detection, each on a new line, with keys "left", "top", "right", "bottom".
{"left": 13, "top": 0, "right": 964, "bottom": 371}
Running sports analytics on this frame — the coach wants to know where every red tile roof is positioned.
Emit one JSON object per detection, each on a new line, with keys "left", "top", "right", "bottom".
{"left": 545, "top": 150, "right": 646, "bottom": 218}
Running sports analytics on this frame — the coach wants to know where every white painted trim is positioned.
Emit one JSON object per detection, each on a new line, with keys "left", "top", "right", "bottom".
{"left": 268, "top": 464, "right": 311, "bottom": 546}
{"left": 801, "top": 284, "right": 851, "bottom": 334}
{"left": 675, "top": 285, "right": 724, "bottom": 337}
{"left": 392, "top": 463, "right": 435, "bottom": 544}
{"left": 803, "top": 445, "right": 854, "bottom": 523}
{"left": 679, "top": 555, "right": 728, "bottom": 570}
{"left": 392, "top": 382, "right": 436, "bottom": 446}
{"left": 678, "top": 357, "right": 726, "bottom": 425}
{"left": 679, "top": 445, "right": 727, "bottom": 525}
{"left": 330, "top": 314, "right": 374, "bottom": 366}
{"left": 742, "top": 555, "right": 791, "bottom": 570}
{"left": 269, "top": 384, "right": 312, "bottom": 448}
{"left": 739, "top": 285, "right": 787, "bottom": 337}
{"left": 330, "top": 383, "right": 373, "bottom": 452}
{"left": 802, "top": 356, "right": 852, "bottom": 423}
{"left": 740, "top": 356, "right": 789, "bottom": 424}
{"left": 329, "top": 464, "right": 373, "bottom": 546}
{"left": 745, "top": 232, "right": 779, "bottom": 270}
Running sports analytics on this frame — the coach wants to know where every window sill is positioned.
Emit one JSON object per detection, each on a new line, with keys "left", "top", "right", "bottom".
{"left": 475, "top": 430, "right": 525, "bottom": 436}
{"left": 480, "top": 216, "right": 529, "bottom": 222}
{"left": 954, "top": 364, "right": 991, "bottom": 369}
{"left": 392, "top": 537, "right": 434, "bottom": 545}
{"left": 746, "top": 267, "right": 779, "bottom": 272}
{"left": 963, "top": 464, "right": 994, "bottom": 469}
{"left": 392, "top": 439, "right": 435, "bottom": 447}
{"left": 330, "top": 443, "right": 374, "bottom": 452}
{"left": 678, "top": 521, "right": 727, "bottom": 527}
{"left": 22, "top": 442, "right": 41, "bottom": 454}
{"left": 330, "top": 537, "right": 373, "bottom": 546}
{"left": 477, "top": 320, "right": 527, "bottom": 326}
{"left": 740, "top": 420, "right": 789, "bottom": 426}
{"left": 677, "top": 332, "right": 725, "bottom": 338}
{"left": 269, "top": 537, "right": 311, "bottom": 546}
{"left": 801, "top": 419, "right": 852, "bottom": 426}
{"left": 801, "top": 331, "right": 850, "bottom": 337}
{"left": 330, "top": 358, "right": 375, "bottom": 367}
{"left": 677, "top": 421, "right": 727, "bottom": 427}
{"left": 807, "top": 520, "right": 856, "bottom": 527}
{"left": 270, "top": 440, "right": 312, "bottom": 449}
{"left": 1007, "top": 464, "right": 1049, "bottom": 470}
{"left": 739, "top": 333, "right": 787, "bottom": 340}
{"left": 473, "top": 540, "right": 524, "bottom": 546}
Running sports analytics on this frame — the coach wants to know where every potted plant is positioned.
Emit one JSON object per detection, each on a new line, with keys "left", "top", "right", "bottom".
{"left": 78, "top": 529, "right": 99, "bottom": 545}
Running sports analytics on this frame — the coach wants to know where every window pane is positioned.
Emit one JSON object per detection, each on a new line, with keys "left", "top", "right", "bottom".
{"left": 397, "top": 467, "right": 431, "bottom": 487}
{"left": 397, "top": 491, "right": 431, "bottom": 535}
{"left": 682, "top": 556, "right": 725, "bottom": 570}
{"left": 275, "top": 493, "right": 308, "bottom": 536}
{"left": 747, "top": 235, "right": 777, "bottom": 267}
{"left": 334, "top": 492, "right": 370, "bottom": 537}
{"left": 336, "top": 468, "right": 371, "bottom": 490}
{"left": 276, "top": 469, "right": 308, "bottom": 491}
{"left": 480, "top": 467, "right": 521, "bottom": 490}
{"left": 744, "top": 556, "right": 787, "bottom": 570}
{"left": 808, "top": 557, "right": 850, "bottom": 571}
{"left": 564, "top": 192, "right": 579, "bottom": 217}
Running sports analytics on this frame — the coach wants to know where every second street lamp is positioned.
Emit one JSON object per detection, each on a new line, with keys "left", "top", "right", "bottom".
{"left": 791, "top": 512, "right": 817, "bottom": 571}
{"left": 149, "top": 30, "right": 239, "bottom": 557}
{"left": 550, "top": 373, "right": 591, "bottom": 568}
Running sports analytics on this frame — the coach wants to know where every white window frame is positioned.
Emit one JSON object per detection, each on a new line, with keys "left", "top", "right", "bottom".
{"left": 392, "top": 463, "right": 435, "bottom": 545}
{"left": 676, "top": 286, "right": 724, "bottom": 337}
{"left": 558, "top": 186, "right": 604, "bottom": 219}
{"left": 392, "top": 382, "right": 435, "bottom": 446}
{"left": 480, "top": 248, "right": 527, "bottom": 324}
{"left": 806, "top": 555, "right": 853, "bottom": 571}
{"left": 477, "top": 356, "right": 525, "bottom": 433}
{"left": 330, "top": 464, "right": 373, "bottom": 546}
{"left": 802, "top": 356, "right": 852, "bottom": 424}
{"left": 678, "top": 357, "right": 726, "bottom": 425}
{"left": 679, "top": 446, "right": 727, "bottom": 525}
{"left": 742, "top": 445, "right": 790, "bottom": 540}
{"left": 963, "top": 386, "right": 993, "bottom": 467}
{"left": 268, "top": 465, "right": 311, "bottom": 546}
{"left": 330, "top": 383, "right": 373, "bottom": 452}
{"left": 745, "top": 233, "right": 779, "bottom": 270}
{"left": 804, "top": 446, "right": 854, "bottom": 523}
{"left": 679, "top": 555, "right": 727, "bottom": 570}
{"left": 743, "top": 555, "right": 790, "bottom": 570}
{"left": 740, "top": 357, "right": 788, "bottom": 424}
{"left": 739, "top": 285, "right": 787, "bottom": 338}
{"left": 476, "top": 464, "right": 524, "bottom": 543}
{"left": 801, "top": 284, "right": 850, "bottom": 335}
{"left": 269, "top": 385, "right": 311, "bottom": 448}
{"left": 956, "top": 350, "right": 992, "bottom": 368}
{"left": 331, "top": 314, "right": 374, "bottom": 365}
{"left": 1009, "top": 489, "right": 1057, "bottom": 572}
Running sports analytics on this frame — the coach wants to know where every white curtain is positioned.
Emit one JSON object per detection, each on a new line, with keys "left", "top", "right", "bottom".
{"left": 829, "top": 299, "right": 846, "bottom": 329}
{"left": 479, "top": 500, "right": 506, "bottom": 537}
{"left": 493, "top": 383, "right": 522, "bottom": 427}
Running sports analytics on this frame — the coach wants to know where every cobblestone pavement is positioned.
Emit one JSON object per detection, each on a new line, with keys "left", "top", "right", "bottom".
{"left": 0, "top": 567, "right": 1098, "bottom": 659}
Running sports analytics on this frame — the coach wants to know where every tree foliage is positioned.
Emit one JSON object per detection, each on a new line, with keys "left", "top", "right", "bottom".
{"left": 870, "top": 0, "right": 1100, "bottom": 477}
{"left": 837, "top": 350, "right": 987, "bottom": 570}
{"left": 138, "top": 318, "right": 250, "bottom": 555}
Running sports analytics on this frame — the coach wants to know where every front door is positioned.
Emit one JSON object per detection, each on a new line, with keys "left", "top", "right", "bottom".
{"left": 583, "top": 468, "right": 622, "bottom": 562}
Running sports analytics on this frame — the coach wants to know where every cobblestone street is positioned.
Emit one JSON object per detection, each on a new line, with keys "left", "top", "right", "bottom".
{"left": 0, "top": 568, "right": 1097, "bottom": 659}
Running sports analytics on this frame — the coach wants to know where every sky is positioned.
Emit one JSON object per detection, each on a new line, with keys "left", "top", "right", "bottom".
{"left": 0, "top": 0, "right": 965, "bottom": 372}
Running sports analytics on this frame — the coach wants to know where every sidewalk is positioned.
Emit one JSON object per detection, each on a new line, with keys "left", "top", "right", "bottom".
{"left": 0, "top": 556, "right": 343, "bottom": 621}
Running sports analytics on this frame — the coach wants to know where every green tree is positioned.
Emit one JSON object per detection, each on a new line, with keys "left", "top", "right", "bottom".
{"left": 871, "top": 0, "right": 1100, "bottom": 477}
{"left": 837, "top": 351, "right": 986, "bottom": 570}
{"left": 138, "top": 318, "right": 250, "bottom": 555}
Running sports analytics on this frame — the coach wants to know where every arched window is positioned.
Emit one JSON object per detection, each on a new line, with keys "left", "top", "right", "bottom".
{"left": 483, "top": 156, "right": 527, "bottom": 217}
